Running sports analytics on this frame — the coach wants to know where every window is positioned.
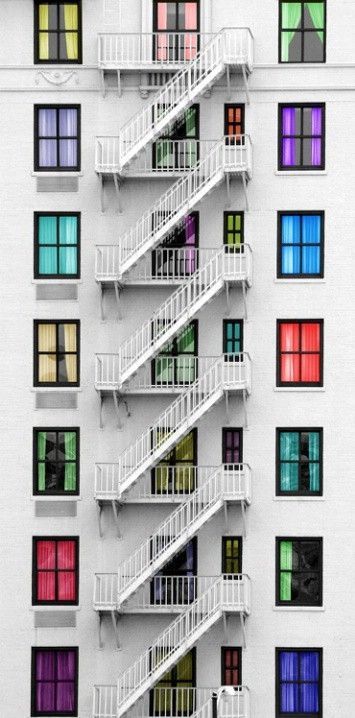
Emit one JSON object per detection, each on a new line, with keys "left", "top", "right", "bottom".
{"left": 33, "top": 428, "right": 79, "bottom": 495}
{"left": 34, "top": 105, "right": 80, "bottom": 171}
{"left": 222, "top": 428, "right": 243, "bottom": 467}
{"left": 33, "top": 537, "right": 79, "bottom": 605}
{"left": 223, "top": 320, "right": 243, "bottom": 360}
{"left": 277, "top": 429, "right": 322, "bottom": 496}
{"left": 34, "top": 320, "right": 80, "bottom": 387}
{"left": 152, "top": 429, "right": 197, "bottom": 494}
{"left": 154, "top": 105, "right": 199, "bottom": 169}
{"left": 31, "top": 647, "right": 78, "bottom": 716}
{"left": 223, "top": 212, "right": 244, "bottom": 252}
{"left": 222, "top": 537, "right": 242, "bottom": 575}
{"left": 151, "top": 538, "right": 197, "bottom": 605}
{"left": 34, "top": 1, "right": 82, "bottom": 64}
{"left": 279, "top": 104, "right": 325, "bottom": 170}
{"left": 152, "top": 321, "right": 198, "bottom": 386}
{"left": 277, "top": 320, "right": 323, "bottom": 387}
{"left": 276, "top": 648, "right": 322, "bottom": 717}
{"left": 277, "top": 212, "right": 324, "bottom": 278}
{"left": 221, "top": 647, "right": 242, "bottom": 686}
{"left": 279, "top": 2, "right": 326, "bottom": 63}
{"left": 224, "top": 104, "right": 244, "bottom": 145}
{"left": 150, "top": 649, "right": 196, "bottom": 716}
{"left": 153, "top": 1, "right": 199, "bottom": 61}
{"left": 276, "top": 538, "right": 322, "bottom": 606}
{"left": 153, "top": 213, "right": 199, "bottom": 278}
{"left": 34, "top": 213, "right": 80, "bottom": 279}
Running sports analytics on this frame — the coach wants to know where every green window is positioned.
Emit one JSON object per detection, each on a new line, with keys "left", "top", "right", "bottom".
{"left": 34, "top": 428, "right": 79, "bottom": 495}
{"left": 153, "top": 321, "right": 197, "bottom": 386}
{"left": 280, "top": 2, "right": 326, "bottom": 63}
{"left": 35, "top": 213, "right": 79, "bottom": 278}
{"left": 277, "top": 538, "right": 322, "bottom": 606}
{"left": 223, "top": 320, "right": 243, "bottom": 359}
{"left": 153, "top": 430, "right": 197, "bottom": 495}
{"left": 222, "top": 537, "right": 242, "bottom": 575}
{"left": 154, "top": 105, "right": 199, "bottom": 169}
{"left": 224, "top": 212, "right": 244, "bottom": 251}
{"left": 277, "top": 429, "right": 322, "bottom": 495}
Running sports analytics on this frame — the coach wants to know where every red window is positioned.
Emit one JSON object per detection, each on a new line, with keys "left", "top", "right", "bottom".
{"left": 222, "top": 647, "right": 241, "bottom": 686}
{"left": 33, "top": 537, "right": 79, "bottom": 605}
{"left": 277, "top": 320, "right": 323, "bottom": 386}
{"left": 224, "top": 104, "right": 244, "bottom": 145}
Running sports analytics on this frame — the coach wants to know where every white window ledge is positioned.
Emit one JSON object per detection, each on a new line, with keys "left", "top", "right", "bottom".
{"left": 273, "top": 278, "right": 326, "bottom": 284}
{"left": 30, "top": 605, "right": 81, "bottom": 612}
{"left": 273, "top": 606, "right": 325, "bottom": 612}
{"left": 274, "top": 170, "right": 327, "bottom": 176}
{"left": 273, "top": 496, "right": 325, "bottom": 502}
{"left": 31, "top": 387, "right": 82, "bottom": 392}
{"left": 31, "top": 171, "right": 83, "bottom": 177}
{"left": 31, "top": 495, "right": 81, "bottom": 501}
{"left": 32, "top": 279, "right": 83, "bottom": 285}
{"left": 274, "top": 387, "right": 325, "bottom": 392}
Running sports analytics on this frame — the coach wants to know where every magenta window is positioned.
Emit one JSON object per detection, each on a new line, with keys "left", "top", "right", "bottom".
{"left": 154, "top": 1, "right": 199, "bottom": 61}
{"left": 279, "top": 104, "right": 325, "bottom": 170}
{"left": 33, "top": 538, "right": 78, "bottom": 605}
{"left": 32, "top": 648, "right": 78, "bottom": 716}
{"left": 277, "top": 320, "right": 323, "bottom": 386}
{"left": 222, "top": 428, "right": 242, "bottom": 466}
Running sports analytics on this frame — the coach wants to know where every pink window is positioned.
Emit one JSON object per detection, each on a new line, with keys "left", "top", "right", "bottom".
{"left": 154, "top": 1, "right": 199, "bottom": 61}
{"left": 278, "top": 320, "right": 323, "bottom": 386}
{"left": 34, "top": 538, "right": 78, "bottom": 604}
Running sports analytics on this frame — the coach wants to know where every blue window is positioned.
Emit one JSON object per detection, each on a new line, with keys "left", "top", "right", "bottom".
{"left": 35, "top": 213, "right": 80, "bottom": 278}
{"left": 278, "top": 212, "right": 324, "bottom": 277}
{"left": 276, "top": 649, "right": 321, "bottom": 717}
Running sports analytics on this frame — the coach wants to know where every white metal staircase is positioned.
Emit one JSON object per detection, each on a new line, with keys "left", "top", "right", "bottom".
{"left": 110, "top": 29, "right": 253, "bottom": 171}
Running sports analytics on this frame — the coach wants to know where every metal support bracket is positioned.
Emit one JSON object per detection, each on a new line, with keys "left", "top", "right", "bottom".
{"left": 100, "top": 175, "right": 105, "bottom": 213}
{"left": 111, "top": 500, "right": 122, "bottom": 539}
{"left": 226, "top": 65, "right": 231, "bottom": 100}
{"left": 225, "top": 390, "right": 230, "bottom": 424}
{"left": 240, "top": 613, "right": 246, "bottom": 648}
{"left": 225, "top": 282, "right": 231, "bottom": 316}
{"left": 241, "top": 500, "right": 247, "bottom": 538}
{"left": 241, "top": 173, "right": 249, "bottom": 211}
{"left": 99, "top": 283, "right": 105, "bottom": 321}
{"left": 242, "top": 389, "right": 248, "bottom": 429}
{"left": 112, "top": 391, "right": 122, "bottom": 430}
{"left": 113, "top": 174, "right": 123, "bottom": 214}
{"left": 96, "top": 501, "right": 103, "bottom": 538}
{"left": 225, "top": 173, "right": 231, "bottom": 207}
{"left": 242, "top": 280, "right": 248, "bottom": 321}
{"left": 111, "top": 610, "right": 121, "bottom": 649}
{"left": 97, "top": 612, "right": 104, "bottom": 649}
{"left": 241, "top": 65, "right": 250, "bottom": 105}
{"left": 100, "top": 70, "right": 106, "bottom": 99}
{"left": 114, "top": 281, "right": 122, "bottom": 321}
{"left": 117, "top": 70, "right": 121, "bottom": 98}
{"left": 223, "top": 612, "right": 228, "bottom": 640}
{"left": 224, "top": 501, "right": 228, "bottom": 530}
{"left": 98, "top": 390, "right": 104, "bottom": 429}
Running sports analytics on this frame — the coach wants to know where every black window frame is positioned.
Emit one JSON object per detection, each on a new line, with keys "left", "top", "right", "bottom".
{"left": 223, "top": 319, "right": 244, "bottom": 360}
{"left": 276, "top": 428, "right": 323, "bottom": 497}
{"left": 275, "top": 647, "right": 323, "bottom": 718}
{"left": 221, "top": 647, "right": 242, "bottom": 686}
{"left": 34, "top": 0, "right": 83, "bottom": 65}
{"left": 276, "top": 318, "right": 324, "bottom": 388}
{"left": 278, "top": 1, "right": 326, "bottom": 65}
{"left": 153, "top": 0, "right": 200, "bottom": 33}
{"left": 33, "top": 427, "right": 80, "bottom": 496}
{"left": 222, "top": 428, "right": 243, "bottom": 466}
{"left": 152, "top": 212, "right": 199, "bottom": 278}
{"left": 32, "top": 536, "right": 79, "bottom": 606}
{"left": 31, "top": 645, "right": 79, "bottom": 717}
{"left": 34, "top": 211, "right": 81, "bottom": 280}
{"left": 278, "top": 103, "right": 326, "bottom": 171}
{"left": 222, "top": 536, "right": 243, "bottom": 575}
{"left": 223, "top": 211, "right": 244, "bottom": 252}
{"left": 151, "top": 428, "right": 198, "bottom": 494}
{"left": 277, "top": 210, "right": 324, "bottom": 279}
{"left": 224, "top": 104, "right": 245, "bottom": 144}
{"left": 34, "top": 319, "right": 80, "bottom": 388}
{"left": 149, "top": 647, "right": 196, "bottom": 716}
{"left": 34, "top": 104, "right": 81, "bottom": 172}
{"left": 152, "top": 320, "right": 198, "bottom": 385}
{"left": 276, "top": 537, "right": 323, "bottom": 607}
{"left": 153, "top": 104, "right": 200, "bottom": 169}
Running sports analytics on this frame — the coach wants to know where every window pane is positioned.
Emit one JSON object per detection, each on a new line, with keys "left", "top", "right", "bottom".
{"left": 281, "top": 354, "right": 300, "bottom": 382}
{"left": 59, "top": 246, "right": 77, "bottom": 274}
{"left": 37, "top": 540, "right": 56, "bottom": 569}
{"left": 58, "top": 354, "right": 77, "bottom": 383}
{"left": 301, "top": 323, "right": 320, "bottom": 351}
{"left": 304, "top": 30, "right": 324, "bottom": 61}
{"left": 59, "top": 215, "right": 77, "bottom": 243}
{"left": 38, "top": 323, "right": 56, "bottom": 352}
{"left": 280, "top": 323, "right": 299, "bottom": 352}
{"left": 282, "top": 245, "right": 301, "bottom": 274}
{"left": 39, "top": 246, "right": 58, "bottom": 274}
{"left": 38, "top": 108, "right": 57, "bottom": 136}
{"left": 59, "top": 138, "right": 77, "bottom": 167}
{"left": 59, "top": 108, "right": 77, "bottom": 136}
{"left": 39, "top": 216, "right": 57, "bottom": 244}
{"left": 39, "top": 139, "right": 57, "bottom": 167}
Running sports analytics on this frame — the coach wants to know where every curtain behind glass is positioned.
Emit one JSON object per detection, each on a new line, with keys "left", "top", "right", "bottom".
{"left": 280, "top": 540, "right": 293, "bottom": 600}
{"left": 280, "top": 431, "right": 299, "bottom": 491}
{"left": 59, "top": 215, "right": 78, "bottom": 274}
{"left": 38, "top": 216, "right": 57, "bottom": 274}
{"left": 64, "top": 5, "right": 79, "bottom": 60}
{"left": 64, "top": 324, "right": 77, "bottom": 382}
{"left": 64, "top": 431, "right": 77, "bottom": 491}
{"left": 282, "top": 107, "right": 296, "bottom": 165}
{"left": 281, "top": 215, "right": 301, "bottom": 274}
{"left": 281, "top": 3, "right": 302, "bottom": 61}
{"left": 307, "top": 2, "right": 325, "bottom": 39}
{"left": 38, "top": 323, "right": 57, "bottom": 383}
{"left": 59, "top": 108, "right": 77, "bottom": 167}
{"left": 37, "top": 431, "right": 47, "bottom": 492}
{"left": 39, "top": 5, "right": 49, "bottom": 59}
{"left": 302, "top": 215, "right": 321, "bottom": 274}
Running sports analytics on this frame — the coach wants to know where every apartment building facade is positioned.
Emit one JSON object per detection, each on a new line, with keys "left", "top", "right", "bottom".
{"left": 0, "top": 1, "right": 354, "bottom": 717}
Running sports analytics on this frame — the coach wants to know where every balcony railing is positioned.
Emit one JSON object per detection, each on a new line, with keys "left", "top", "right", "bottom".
{"left": 98, "top": 29, "right": 253, "bottom": 70}
{"left": 95, "top": 463, "right": 251, "bottom": 504}
{"left": 95, "top": 139, "right": 216, "bottom": 176}
{"left": 94, "top": 573, "right": 250, "bottom": 613}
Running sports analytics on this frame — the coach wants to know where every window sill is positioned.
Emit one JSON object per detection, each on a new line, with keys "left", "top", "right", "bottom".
{"left": 32, "top": 387, "right": 81, "bottom": 392}
{"left": 31, "top": 495, "right": 81, "bottom": 501}
{"left": 274, "top": 387, "right": 325, "bottom": 392}
{"left": 32, "top": 279, "right": 82, "bottom": 285}
{"left": 30, "top": 605, "right": 81, "bottom": 612}
{"left": 274, "top": 170, "right": 327, "bottom": 176}
{"left": 273, "top": 496, "right": 325, "bottom": 502}
{"left": 273, "top": 606, "right": 325, "bottom": 612}
{"left": 273, "top": 278, "right": 325, "bottom": 284}
{"left": 31, "top": 171, "right": 83, "bottom": 177}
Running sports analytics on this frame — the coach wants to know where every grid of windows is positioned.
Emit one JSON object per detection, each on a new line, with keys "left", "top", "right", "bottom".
{"left": 33, "top": 428, "right": 79, "bottom": 495}
{"left": 35, "top": 1, "right": 82, "bottom": 64}
{"left": 32, "top": 537, "right": 79, "bottom": 605}
{"left": 277, "top": 429, "right": 322, "bottom": 496}
{"left": 277, "top": 212, "right": 324, "bottom": 277}
{"left": 279, "top": 104, "right": 325, "bottom": 170}
{"left": 279, "top": 1, "right": 326, "bottom": 63}
{"left": 276, "top": 649, "right": 322, "bottom": 717}
{"left": 276, "top": 538, "right": 322, "bottom": 606}
{"left": 277, "top": 320, "right": 323, "bottom": 386}
{"left": 31, "top": 647, "right": 78, "bottom": 716}
{"left": 34, "top": 213, "right": 80, "bottom": 278}
{"left": 34, "top": 105, "right": 80, "bottom": 171}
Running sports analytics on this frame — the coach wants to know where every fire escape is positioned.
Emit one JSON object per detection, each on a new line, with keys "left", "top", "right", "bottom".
{"left": 93, "top": 24, "right": 254, "bottom": 718}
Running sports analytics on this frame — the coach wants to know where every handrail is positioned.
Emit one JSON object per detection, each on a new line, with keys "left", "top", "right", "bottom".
{"left": 95, "top": 139, "right": 216, "bottom": 175}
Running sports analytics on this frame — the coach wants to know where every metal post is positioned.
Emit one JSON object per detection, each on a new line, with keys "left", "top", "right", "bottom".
{"left": 241, "top": 64, "right": 250, "bottom": 105}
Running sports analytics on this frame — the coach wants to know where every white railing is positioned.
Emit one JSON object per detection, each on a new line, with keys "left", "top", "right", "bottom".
{"left": 110, "top": 357, "right": 251, "bottom": 496}
{"left": 115, "top": 29, "right": 254, "bottom": 169}
{"left": 124, "top": 247, "right": 218, "bottom": 284}
{"left": 96, "top": 137, "right": 251, "bottom": 278}
{"left": 95, "top": 463, "right": 251, "bottom": 503}
{"left": 96, "top": 356, "right": 217, "bottom": 392}
{"left": 98, "top": 32, "right": 212, "bottom": 68}
{"left": 116, "top": 577, "right": 250, "bottom": 715}
{"left": 96, "top": 248, "right": 252, "bottom": 387}
{"left": 94, "top": 575, "right": 217, "bottom": 611}
{"left": 95, "top": 139, "right": 216, "bottom": 176}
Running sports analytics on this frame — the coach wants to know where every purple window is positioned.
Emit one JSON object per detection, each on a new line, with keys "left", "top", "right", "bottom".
{"left": 36, "top": 106, "right": 80, "bottom": 170}
{"left": 223, "top": 428, "right": 242, "bottom": 466}
{"left": 32, "top": 648, "right": 78, "bottom": 716}
{"left": 280, "top": 104, "right": 324, "bottom": 170}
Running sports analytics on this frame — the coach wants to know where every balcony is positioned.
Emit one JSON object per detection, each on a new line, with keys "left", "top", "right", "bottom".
{"left": 95, "top": 463, "right": 252, "bottom": 504}
{"left": 93, "top": 686, "right": 251, "bottom": 718}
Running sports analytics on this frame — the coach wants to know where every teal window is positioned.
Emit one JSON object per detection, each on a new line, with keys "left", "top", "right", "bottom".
{"left": 223, "top": 320, "right": 243, "bottom": 360}
{"left": 35, "top": 212, "right": 80, "bottom": 278}
{"left": 280, "top": 1, "right": 326, "bottom": 63}
{"left": 277, "top": 429, "right": 322, "bottom": 495}
{"left": 277, "top": 538, "right": 322, "bottom": 606}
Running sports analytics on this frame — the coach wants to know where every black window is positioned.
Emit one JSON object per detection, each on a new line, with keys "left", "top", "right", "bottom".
{"left": 277, "top": 211, "right": 324, "bottom": 278}
{"left": 279, "top": 104, "right": 325, "bottom": 170}
{"left": 31, "top": 646, "right": 78, "bottom": 716}
{"left": 152, "top": 213, "right": 199, "bottom": 278}
{"left": 276, "top": 538, "right": 322, "bottom": 606}
{"left": 34, "top": 105, "right": 81, "bottom": 171}
{"left": 151, "top": 537, "right": 197, "bottom": 605}
{"left": 276, "top": 648, "right": 322, "bottom": 717}
{"left": 34, "top": 212, "right": 80, "bottom": 279}
{"left": 223, "top": 320, "right": 243, "bottom": 360}
{"left": 34, "top": 320, "right": 80, "bottom": 387}
{"left": 222, "top": 428, "right": 243, "bottom": 466}
{"left": 222, "top": 536, "right": 242, "bottom": 575}
{"left": 276, "top": 429, "right": 322, "bottom": 496}
{"left": 34, "top": 1, "right": 82, "bottom": 64}
{"left": 32, "top": 537, "right": 79, "bottom": 605}
{"left": 153, "top": 105, "right": 199, "bottom": 169}
{"left": 279, "top": 1, "right": 326, "bottom": 63}
{"left": 224, "top": 104, "right": 245, "bottom": 144}
{"left": 223, "top": 212, "right": 244, "bottom": 251}
{"left": 221, "top": 647, "right": 242, "bottom": 686}
{"left": 33, "top": 428, "right": 79, "bottom": 495}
